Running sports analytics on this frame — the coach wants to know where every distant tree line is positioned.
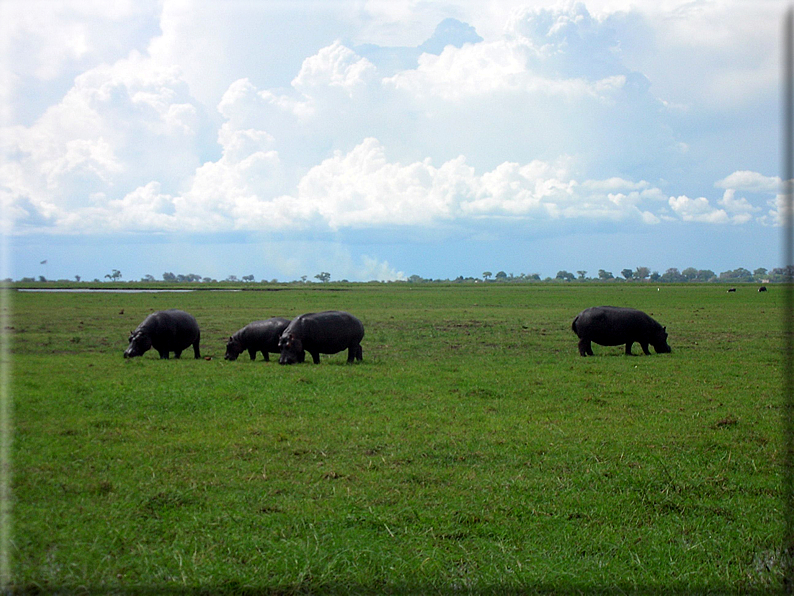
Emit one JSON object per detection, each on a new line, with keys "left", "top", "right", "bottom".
{"left": 17, "top": 265, "right": 794, "bottom": 284}
{"left": 405, "top": 266, "right": 793, "bottom": 284}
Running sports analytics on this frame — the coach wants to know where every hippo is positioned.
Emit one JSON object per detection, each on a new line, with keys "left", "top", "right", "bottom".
{"left": 572, "top": 306, "right": 671, "bottom": 357}
{"left": 278, "top": 311, "right": 364, "bottom": 365}
{"left": 225, "top": 317, "right": 291, "bottom": 361}
{"left": 124, "top": 309, "right": 201, "bottom": 359}
{"left": 759, "top": 286, "right": 768, "bottom": 292}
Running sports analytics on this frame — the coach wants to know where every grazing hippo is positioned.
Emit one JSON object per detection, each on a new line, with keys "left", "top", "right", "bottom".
{"left": 572, "top": 306, "right": 671, "bottom": 357}
{"left": 225, "top": 317, "right": 291, "bottom": 361}
{"left": 124, "top": 309, "right": 201, "bottom": 359}
{"left": 759, "top": 286, "right": 768, "bottom": 292}
{"left": 278, "top": 311, "right": 364, "bottom": 365}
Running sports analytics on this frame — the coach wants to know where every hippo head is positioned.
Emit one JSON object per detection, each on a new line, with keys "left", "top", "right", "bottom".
{"left": 124, "top": 330, "right": 152, "bottom": 358}
{"left": 224, "top": 336, "right": 244, "bottom": 361}
{"left": 278, "top": 333, "right": 304, "bottom": 365}
{"left": 653, "top": 326, "right": 672, "bottom": 354}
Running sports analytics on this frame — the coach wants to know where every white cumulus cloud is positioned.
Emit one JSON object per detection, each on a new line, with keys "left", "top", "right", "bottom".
{"left": 716, "top": 171, "right": 781, "bottom": 194}
{"left": 668, "top": 195, "right": 729, "bottom": 224}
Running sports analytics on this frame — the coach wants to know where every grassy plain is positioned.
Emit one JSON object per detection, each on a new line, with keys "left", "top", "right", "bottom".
{"left": 9, "top": 283, "right": 786, "bottom": 593}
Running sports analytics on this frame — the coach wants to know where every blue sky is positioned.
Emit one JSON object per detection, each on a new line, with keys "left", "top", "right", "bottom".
{"left": 1, "top": 0, "right": 786, "bottom": 282}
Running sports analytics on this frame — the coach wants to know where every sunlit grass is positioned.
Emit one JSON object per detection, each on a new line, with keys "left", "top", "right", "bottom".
{"left": 11, "top": 283, "right": 785, "bottom": 592}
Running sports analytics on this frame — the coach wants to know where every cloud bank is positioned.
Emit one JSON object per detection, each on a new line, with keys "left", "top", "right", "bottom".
{"left": 0, "top": 0, "right": 782, "bottom": 281}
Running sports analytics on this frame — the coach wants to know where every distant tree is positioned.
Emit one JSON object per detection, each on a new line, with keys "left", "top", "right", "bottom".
{"left": 527, "top": 273, "right": 541, "bottom": 281}
{"left": 74, "top": 275, "right": 81, "bottom": 282}
{"left": 163, "top": 272, "right": 176, "bottom": 282}
{"left": 315, "top": 272, "right": 331, "bottom": 283}
{"left": 661, "top": 268, "right": 684, "bottom": 282}
{"left": 483, "top": 271, "right": 492, "bottom": 281}
{"left": 598, "top": 269, "right": 613, "bottom": 280}
{"left": 649, "top": 271, "right": 661, "bottom": 282}
{"left": 242, "top": 275, "right": 255, "bottom": 282}
{"left": 142, "top": 274, "right": 155, "bottom": 282}
{"left": 696, "top": 269, "right": 716, "bottom": 282}
{"left": 634, "top": 266, "right": 650, "bottom": 281}
{"left": 770, "top": 266, "right": 794, "bottom": 281}
{"left": 176, "top": 273, "right": 201, "bottom": 282}
{"left": 754, "top": 267, "right": 768, "bottom": 280}
{"left": 681, "top": 267, "right": 698, "bottom": 281}
{"left": 202, "top": 277, "right": 213, "bottom": 283}
{"left": 556, "top": 270, "right": 575, "bottom": 282}
{"left": 576, "top": 270, "right": 587, "bottom": 280}
{"left": 301, "top": 275, "right": 308, "bottom": 283}
{"left": 621, "top": 269, "right": 633, "bottom": 280}
{"left": 105, "top": 269, "right": 121, "bottom": 282}
{"left": 495, "top": 271, "right": 507, "bottom": 281}
{"left": 408, "top": 275, "right": 424, "bottom": 283}
{"left": 226, "top": 275, "right": 239, "bottom": 282}
{"left": 719, "top": 268, "right": 752, "bottom": 282}
{"left": 38, "top": 275, "right": 47, "bottom": 282}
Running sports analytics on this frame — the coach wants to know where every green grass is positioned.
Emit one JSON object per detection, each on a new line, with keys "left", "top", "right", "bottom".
{"left": 9, "top": 283, "right": 786, "bottom": 593}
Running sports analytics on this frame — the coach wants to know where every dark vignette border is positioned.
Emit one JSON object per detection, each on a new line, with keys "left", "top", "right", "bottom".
{"left": 1, "top": 8, "right": 794, "bottom": 596}
{"left": 784, "top": 7, "right": 794, "bottom": 594}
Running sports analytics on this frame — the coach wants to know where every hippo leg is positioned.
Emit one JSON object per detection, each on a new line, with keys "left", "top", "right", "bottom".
{"left": 192, "top": 339, "right": 201, "bottom": 359}
{"left": 624, "top": 342, "right": 634, "bottom": 355}
{"left": 578, "top": 338, "right": 592, "bottom": 357}
{"left": 640, "top": 342, "right": 651, "bottom": 355}
{"left": 174, "top": 350, "right": 182, "bottom": 359}
{"left": 356, "top": 345, "right": 363, "bottom": 361}
{"left": 248, "top": 349, "right": 257, "bottom": 361}
{"left": 262, "top": 351, "right": 269, "bottom": 362}
{"left": 310, "top": 351, "right": 321, "bottom": 364}
{"left": 158, "top": 350, "right": 170, "bottom": 359}
{"left": 346, "top": 344, "right": 362, "bottom": 362}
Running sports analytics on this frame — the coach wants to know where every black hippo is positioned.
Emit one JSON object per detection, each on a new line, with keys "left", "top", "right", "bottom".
{"left": 225, "top": 317, "right": 291, "bottom": 361}
{"left": 124, "top": 309, "right": 201, "bottom": 359}
{"left": 278, "top": 311, "right": 364, "bottom": 365}
{"left": 572, "top": 306, "right": 671, "bottom": 357}
{"left": 759, "top": 286, "right": 768, "bottom": 292}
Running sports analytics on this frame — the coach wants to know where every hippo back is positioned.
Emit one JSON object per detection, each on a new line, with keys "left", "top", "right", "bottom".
{"left": 573, "top": 306, "right": 670, "bottom": 351}
{"left": 226, "top": 317, "right": 290, "bottom": 360}
{"left": 125, "top": 309, "right": 200, "bottom": 358}
{"left": 279, "top": 311, "right": 364, "bottom": 364}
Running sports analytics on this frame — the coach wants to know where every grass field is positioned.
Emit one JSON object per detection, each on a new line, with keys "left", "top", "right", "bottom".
{"left": 8, "top": 283, "right": 787, "bottom": 593}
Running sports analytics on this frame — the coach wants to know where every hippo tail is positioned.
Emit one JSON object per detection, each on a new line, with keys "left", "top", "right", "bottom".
{"left": 571, "top": 315, "right": 579, "bottom": 334}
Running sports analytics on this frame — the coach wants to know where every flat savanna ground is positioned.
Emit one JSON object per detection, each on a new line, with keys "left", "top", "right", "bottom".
{"left": 9, "top": 283, "right": 786, "bottom": 593}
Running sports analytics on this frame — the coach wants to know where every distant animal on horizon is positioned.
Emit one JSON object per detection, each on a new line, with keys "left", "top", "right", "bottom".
{"left": 124, "top": 309, "right": 201, "bottom": 359}
{"left": 758, "top": 286, "right": 768, "bottom": 292}
{"left": 278, "top": 311, "right": 364, "bottom": 365}
{"left": 572, "top": 306, "right": 671, "bottom": 357}
{"left": 727, "top": 288, "right": 737, "bottom": 292}
{"left": 225, "top": 317, "right": 291, "bottom": 361}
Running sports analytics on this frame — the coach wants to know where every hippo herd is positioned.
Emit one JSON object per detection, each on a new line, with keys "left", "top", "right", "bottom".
{"left": 124, "top": 304, "right": 674, "bottom": 362}
{"left": 124, "top": 309, "right": 365, "bottom": 364}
